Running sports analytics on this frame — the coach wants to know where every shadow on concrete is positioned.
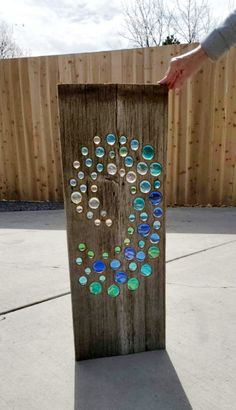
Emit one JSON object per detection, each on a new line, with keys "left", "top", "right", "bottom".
{"left": 74, "top": 350, "right": 192, "bottom": 410}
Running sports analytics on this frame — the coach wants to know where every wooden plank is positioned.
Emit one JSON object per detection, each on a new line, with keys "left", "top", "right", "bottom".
{"left": 58, "top": 84, "right": 167, "bottom": 360}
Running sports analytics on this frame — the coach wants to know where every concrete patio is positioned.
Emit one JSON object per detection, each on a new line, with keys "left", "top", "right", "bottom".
{"left": 0, "top": 207, "right": 235, "bottom": 410}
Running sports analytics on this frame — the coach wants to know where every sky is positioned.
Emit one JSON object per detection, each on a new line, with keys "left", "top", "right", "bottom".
{"left": 0, "top": 0, "right": 234, "bottom": 57}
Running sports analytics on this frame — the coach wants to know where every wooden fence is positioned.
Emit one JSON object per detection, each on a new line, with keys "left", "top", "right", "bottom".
{"left": 0, "top": 43, "right": 236, "bottom": 205}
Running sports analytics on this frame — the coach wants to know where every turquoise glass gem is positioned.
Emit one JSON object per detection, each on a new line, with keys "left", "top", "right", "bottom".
{"left": 106, "top": 133, "right": 116, "bottom": 145}
{"left": 119, "top": 147, "right": 128, "bottom": 157}
{"left": 84, "top": 267, "right": 91, "bottom": 274}
{"left": 119, "top": 135, "right": 127, "bottom": 144}
{"left": 78, "top": 276, "right": 87, "bottom": 285}
{"left": 137, "top": 162, "right": 148, "bottom": 175}
{"left": 150, "top": 233, "right": 160, "bottom": 243}
{"left": 110, "top": 259, "right": 121, "bottom": 270}
{"left": 78, "top": 171, "right": 84, "bottom": 179}
{"left": 137, "top": 223, "right": 151, "bottom": 237}
{"left": 96, "top": 163, "right": 104, "bottom": 172}
{"left": 124, "top": 156, "right": 134, "bottom": 167}
{"left": 149, "top": 191, "right": 163, "bottom": 205}
{"left": 107, "top": 284, "right": 120, "bottom": 297}
{"left": 75, "top": 257, "right": 83, "bottom": 265}
{"left": 80, "top": 184, "right": 87, "bottom": 193}
{"left": 92, "top": 260, "right": 106, "bottom": 273}
{"left": 128, "top": 262, "right": 137, "bottom": 271}
{"left": 138, "top": 240, "right": 145, "bottom": 248}
{"left": 153, "top": 207, "right": 163, "bottom": 218}
{"left": 140, "top": 212, "right": 148, "bottom": 221}
{"left": 127, "top": 277, "right": 139, "bottom": 291}
{"left": 136, "top": 250, "right": 146, "bottom": 261}
{"left": 130, "top": 139, "right": 139, "bottom": 151}
{"left": 124, "top": 247, "right": 136, "bottom": 260}
{"left": 81, "top": 146, "right": 88, "bottom": 156}
{"left": 140, "top": 263, "right": 152, "bottom": 277}
{"left": 133, "top": 197, "right": 145, "bottom": 211}
{"left": 153, "top": 220, "right": 161, "bottom": 229}
{"left": 99, "top": 275, "right": 106, "bottom": 282}
{"left": 150, "top": 162, "right": 162, "bottom": 176}
{"left": 115, "top": 271, "right": 128, "bottom": 284}
{"left": 128, "top": 213, "right": 136, "bottom": 222}
{"left": 140, "top": 180, "right": 151, "bottom": 193}
{"left": 154, "top": 179, "right": 161, "bottom": 189}
{"left": 91, "top": 172, "right": 97, "bottom": 180}
{"left": 95, "top": 147, "right": 105, "bottom": 158}
{"left": 89, "top": 281, "right": 102, "bottom": 295}
{"left": 85, "top": 158, "right": 93, "bottom": 167}
{"left": 142, "top": 144, "right": 155, "bottom": 160}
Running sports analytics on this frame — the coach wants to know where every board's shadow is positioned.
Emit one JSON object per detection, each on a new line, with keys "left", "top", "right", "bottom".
{"left": 74, "top": 350, "right": 192, "bottom": 410}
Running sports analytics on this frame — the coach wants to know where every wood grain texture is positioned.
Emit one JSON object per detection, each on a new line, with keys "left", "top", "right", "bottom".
{"left": 58, "top": 84, "right": 167, "bottom": 360}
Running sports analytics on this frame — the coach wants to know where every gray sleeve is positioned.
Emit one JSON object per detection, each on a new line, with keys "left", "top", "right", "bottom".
{"left": 200, "top": 10, "right": 236, "bottom": 60}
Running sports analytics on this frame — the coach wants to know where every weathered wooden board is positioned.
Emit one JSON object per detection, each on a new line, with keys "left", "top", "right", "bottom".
{"left": 58, "top": 84, "right": 167, "bottom": 360}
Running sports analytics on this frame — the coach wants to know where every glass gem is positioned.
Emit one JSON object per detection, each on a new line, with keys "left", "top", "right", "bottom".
{"left": 73, "top": 160, "right": 80, "bottom": 169}
{"left": 93, "top": 136, "right": 101, "bottom": 144}
{"left": 105, "top": 219, "right": 112, "bottom": 227}
{"left": 115, "top": 271, "right": 128, "bottom": 284}
{"left": 153, "top": 207, "right": 163, "bottom": 218}
{"left": 81, "top": 146, "right": 89, "bottom": 156}
{"left": 142, "top": 144, "right": 154, "bottom": 160}
{"left": 87, "top": 211, "right": 93, "bottom": 219}
{"left": 149, "top": 191, "right": 163, "bottom": 206}
{"left": 128, "top": 226, "right": 135, "bottom": 235}
{"left": 79, "top": 276, "right": 87, "bottom": 285}
{"left": 133, "top": 197, "right": 145, "bottom": 211}
{"left": 140, "top": 180, "right": 151, "bottom": 193}
{"left": 78, "top": 171, "right": 84, "bottom": 180}
{"left": 76, "top": 205, "right": 83, "bottom": 213}
{"left": 87, "top": 250, "right": 95, "bottom": 258}
{"left": 78, "top": 243, "right": 86, "bottom": 251}
{"left": 130, "top": 139, "right": 139, "bottom": 151}
{"left": 89, "top": 197, "right": 100, "bottom": 209}
{"left": 91, "top": 185, "right": 98, "bottom": 193}
{"left": 124, "top": 238, "right": 131, "bottom": 245}
{"left": 110, "top": 259, "right": 121, "bottom": 270}
{"left": 128, "top": 262, "right": 137, "bottom": 271}
{"left": 137, "top": 162, "right": 148, "bottom": 175}
{"left": 138, "top": 240, "right": 145, "bottom": 248}
{"left": 107, "top": 163, "right": 117, "bottom": 175}
{"left": 102, "top": 252, "right": 109, "bottom": 259}
{"left": 148, "top": 246, "right": 160, "bottom": 258}
{"left": 119, "top": 135, "right": 127, "bottom": 145}
{"left": 94, "top": 219, "right": 101, "bottom": 226}
{"left": 80, "top": 184, "right": 87, "bottom": 193}
{"left": 71, "top": 191, "right": 82, "bottom": 204}
{"left": 69, "top": 178, "right": 77, "bottom": 187}
{"left": 91, "top": 172, "right": 97, "bottom": 180}
{"left": 128, "top": 214, "right": 136, "bottom": 222}
{"left": 130, "top": 186, "right": 137, "bottom": 195}
{"left": 137, "top": 223, "right": 151, "bottom": 237}
{"left": 89, "top": 281, "right": 102, "bottom": 295}
{"left": 150, "top": 162, "right": 162, "bottom": 176}
{"left": 126, "top": 171, "right": 137, "bottom": 184}
{"left": 100, "top": 210, "right": 107, "bottom": 217}
{"left": 107, "top": 284, "right": 120, "bottom": 297}
{"left": 106, "top": 133, "right": 116, "bottom": 145}
{"left": 124, "top": 247, "right": 136, "bottom": 260}
{"left": 140, "top": 263, "right": 152, "bottom": 277}
{"left": 154, "top": 179, "right": 161, "bottom": 189}
{"left": 150, "top": 233, "right": 160, "bottom": 244}
{"left": 95, "top": 147, "right": 105, "bottom": 158}
{"left": 140, "top": 212, "right": 148, "bottom": 221}
{"left": 153, "top": 220, "right": 161, "bottom": 229}
{"left": 85, "top": 267, "right": 91, "bottom": 274}
{"left": 119, "top": 168, "right": 126, "bottom": 177}
{"left": 85, "top": 158, "right": 93, "bottom": 167}
{"left": 119, "top": 147, "right": 128, "bottom": 157}
{"left": 109, "top": 150, "right": 115, "bottom": 159}
{"left": 96, "top": 163, "right": 104, "bottom": 172}
{"left": 115, "top": 246, "right": 121, "bottom": 254}
{"left": 136, "top": 251, "right": 146, "bottom": 261}
{"left": 127, "top": 277, "right": 139, "bottom": 291}
{"left": 124, "top": 156, "right": 134, "bottom": 167}
{"left": 93, "top": 260, "right": 106, "bottom": 273}
{"left": 75, "top": 257, "right": 82, "bottom": 265}
{"left": 99, "top": 275, "right": 106, "bottom": 282}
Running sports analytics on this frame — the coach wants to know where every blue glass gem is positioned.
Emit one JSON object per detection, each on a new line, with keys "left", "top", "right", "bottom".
{"left": 137, "top": 223, "right": 151, "bottom": 237}
{"left": 124, "top": 156, "right": 134, "bottom": 167}
{"left": 115, "top": 271, "right": 128, "bottom": 284}
{"left": 153, "top": 207, "right": 163, "bottom": 218}
{"left": 129, "top": 213, "right": 136, "bottom": 222}
{"left": 150, "top": 233, "right": 160, "bottom": 243}
{"left": 95, "top": 147, "right": 105, "bottom": 158}
{"left": 85, "top": 158, "right": 93, "bottom": 167}
{"left": 148, "top": 191, "right": 163, "bottom": 205}
{"left": 96, "top": 163, "right": 104, "bottom": 172}
{"left": 75, "top": 257, "right": 83, "bottom": 265}
{"left": 136, "top": 250, "right": 146, "bottom": 261}
{"left": 124, "top": 247, "right": 136, "bottom": 260}
{"left": 130, "top": 139, "right": 139, "bottom": 151}
{"left": 140, "top": 180, "right": 151, "bottom": 193}
{"left": 92, "top": 260, "right": 106, "bottom": 273}
{"left": 119, "top": 135, "right": 127, "bottom": 145}
{"left": 154, "top": 180, "right": 161, "bottom": 189}
{"left": 106, "top": 133, "right": 116, "bottom": 145}
{"left": 110, "top": 259, "right": 121, "bottom": 270}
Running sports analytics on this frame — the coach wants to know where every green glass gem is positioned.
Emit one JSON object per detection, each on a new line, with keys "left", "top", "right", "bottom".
{"left": 142, "top": 144, "right": 155, "bottom": 160}
{"left": 99, "top": 275, "right": 106, "bottom": 282}
{"left": 140, "top": 263, "right": 152, "bottom": 277}
{"left": 129, "top": 262, "right": 137, "bottom": 272}
{"left": 115, "top": 246, "right": 121, "bottom": 254}
{"left": 89, "top": 281, "right": 102, "bottom": 295}
{"left": 102, "top": 252, "right": 109, "bottom": 259}
{"left": 109, "top": 150, "right": 115, "bottom": 159}
{"left": 128, "top": 213, "right": 136, "bottom": 222}
{"left": 138, "top": 240, "right": 145, "bottom": 248}
{"left": 150, "top": 162, "right": 162, "bottom": 176}
{"left": 119, "top": 147, "right": 128, "bottom": 157}
{"left": 140, "top": 180, "right": 151, "bottom": 193}
{"left": 154, "top": 179, "right": 161, "bottom": 189}
{"left": 87, "top": 250, "right": 95, "bottom": 258}
{"left": 128, "top": 226, "right": 135, "bottom": 235}
{"left": 75, "top": 257, "right": 83, "bottom": 265}
{"left": 133, "top": 197, "right": 145, "bottom": 211}
{"left": 130, "top": 186, "right": 137, "bottom": 195}
{"left": 78, "top": 276, "right": 87, "bottom": 285}
{"left": 84, "top": 267, "right": 91, "bottom": 274}
{"left": 78, "top": 243, "right": 86, "bottom": 251}
{"left": 124, "top": 238, "right": 131, "bottom": 245}
{"left": 148, "top": 246, "right": 160, "bottom": 259}
{"left": 107, "top": 284, "right": 120, "bottom": 297}
{"left": 127, "top": 277, "right": 139, "bottom": 291}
